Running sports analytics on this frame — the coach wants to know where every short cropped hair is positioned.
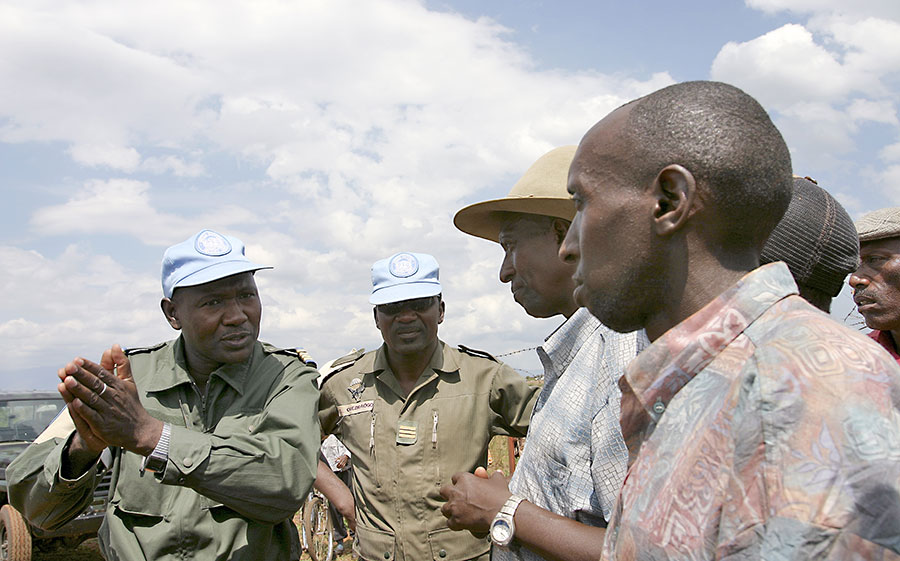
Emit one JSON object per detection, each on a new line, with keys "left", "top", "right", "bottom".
{"left": 623, "top": 81, "right": 793, "bottom": 250}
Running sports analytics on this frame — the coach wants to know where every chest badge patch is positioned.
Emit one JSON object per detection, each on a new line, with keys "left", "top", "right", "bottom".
{"left": 337, "top": 401, "right": 374, "bottom": 417}
{"left": 396, "top": 420, "right": 418, "bottom": 445}
{"left": 347, "top": 378, "right": 364, "bottom": 402}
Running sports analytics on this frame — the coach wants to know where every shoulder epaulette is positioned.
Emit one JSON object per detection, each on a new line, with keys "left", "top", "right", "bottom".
{"left": 458, "top": 344, "right": 498, "bottom": 362}
{"left": 124, "top": 342, "right": 167, "bottom": 356}
{"left": 318, "top": 348, "right": 366, "bottom": 385}
{"left": 262, "top": 343, "right": 318, "bottom": 368}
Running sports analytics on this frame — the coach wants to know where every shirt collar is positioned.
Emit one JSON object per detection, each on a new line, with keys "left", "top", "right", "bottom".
{"left": 144, "top": 336, "right": 255, "bottom": 395}
{"left": 869, "top": 330, "right": 900, "bottom": 362}
{"left": 620, "top": 262, "right": 798, "bottom": 432}
{"left": 538, "top": 308, "right": 602, "bottom": 378}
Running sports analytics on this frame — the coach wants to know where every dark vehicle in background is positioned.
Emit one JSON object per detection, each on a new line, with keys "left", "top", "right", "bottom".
{"left": 0, "top": 392, "right": 109, "bottom": 561}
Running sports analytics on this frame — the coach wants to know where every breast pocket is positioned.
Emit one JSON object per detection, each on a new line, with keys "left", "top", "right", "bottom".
{"left": 110, "top": 451, "right": 177, "bottom": 521}
{"left": 538, "top": 453, "right": 573, "bottom": 512}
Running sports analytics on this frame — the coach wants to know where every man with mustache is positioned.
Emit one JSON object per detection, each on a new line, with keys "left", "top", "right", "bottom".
{"left": 8, "top": 229, "right": 320, "bottom": 561}
{"left": 442, "top": 146, "right": 647, "bottom": 561}
{"left": 559, "top": 81, "right": 900, "bottom": 559}
{"left": 315, "top": 251, "right": 538, "bottom": 561}
{"left": 850, "top": 207, "right": 900, "bottom": 364}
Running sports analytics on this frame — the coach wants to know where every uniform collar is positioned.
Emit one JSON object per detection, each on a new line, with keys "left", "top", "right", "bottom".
{"left": 368, "top": 340, "right": 458, "bottom": 398}
{"left": 143, "top": 336, "right": 256, "bottom": 395}
{"left": 618, "top": 262, "right": 798, "bottom": 455}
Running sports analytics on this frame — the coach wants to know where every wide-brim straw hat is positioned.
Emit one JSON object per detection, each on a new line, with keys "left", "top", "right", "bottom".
{"left": 454, "top": 145, "right": 577, "bottom": 243}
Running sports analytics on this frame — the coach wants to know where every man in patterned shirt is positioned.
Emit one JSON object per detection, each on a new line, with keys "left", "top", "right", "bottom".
{"left": 560, "top": 80, "right": 900, "bottom": 559}
{"left": 442, "top": 146, "right": 646, "bottom": 561}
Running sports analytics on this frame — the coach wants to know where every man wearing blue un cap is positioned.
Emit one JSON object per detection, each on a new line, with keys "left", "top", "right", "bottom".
{"left": 9, "top": 229, "right": 320, "bottom": 561}
{"left": 315, "top": 251, "right": 539, "bottom": 561}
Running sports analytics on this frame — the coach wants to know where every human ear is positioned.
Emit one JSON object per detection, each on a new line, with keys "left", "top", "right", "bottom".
{"left": 652, "top": 164, "right": 697, "bottom": 236}
{"left": 161, "top": 298, "right": 181, "bottom": 330}
{"left": 551, "top": 218, "right": 570, "bottom": 246}
{"left": 438, "top": 300, "right": 445, "bottom": 324}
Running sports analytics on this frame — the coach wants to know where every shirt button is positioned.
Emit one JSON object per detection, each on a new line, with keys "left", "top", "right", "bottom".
{"left": 183, "top": 457, "right": 193, "bottom": 467}
{"left": 652, "top": 400, "right": 666, "bottom": 415}
{"left": 439, "top": 549, "right": 447, "bottom": 558}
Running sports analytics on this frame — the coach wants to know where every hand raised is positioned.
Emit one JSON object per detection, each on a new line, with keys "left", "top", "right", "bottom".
{"left": 59, "top": 345, "right": 163, "bottom": 456}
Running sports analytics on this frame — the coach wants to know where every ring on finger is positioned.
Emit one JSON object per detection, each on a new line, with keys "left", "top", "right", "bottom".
{"left": 98, "top": 382, "right": 108, "bottom": 397}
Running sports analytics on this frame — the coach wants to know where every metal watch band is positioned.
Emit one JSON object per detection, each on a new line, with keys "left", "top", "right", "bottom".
{"left": 141, "top": 422, "right": 171, "bottom": 477}
{"left": 500, "top": 494, "right": 525, "bottom": 517}
{"left": 490, "top": 493, "right": 526, "bottom": 548}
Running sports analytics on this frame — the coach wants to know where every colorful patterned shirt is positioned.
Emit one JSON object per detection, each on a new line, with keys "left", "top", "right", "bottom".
{"left": 496, "top": 308, "right": 648, "bottom": 561}
{"left": 603, "top": 262, "right": 900, "bottom": 560}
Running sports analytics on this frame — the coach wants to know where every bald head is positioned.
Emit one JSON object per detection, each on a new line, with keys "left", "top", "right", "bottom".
{"left": 620, "top": 81, "right": 793, "bottom": 251}
{"left": 561, "top": 81, "right": 795, "bottom": 339}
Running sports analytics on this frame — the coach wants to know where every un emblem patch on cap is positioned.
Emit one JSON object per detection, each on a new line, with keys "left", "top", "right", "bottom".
{"left": 195, "top": 230, "right": 232, "bottom": 256}
{"left": 389, "top": 253, "right": 419, "bottom": 278}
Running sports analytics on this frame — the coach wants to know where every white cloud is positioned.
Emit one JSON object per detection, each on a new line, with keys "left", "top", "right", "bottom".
{"left": 141, "top": 155, "right": 206, "bottom": 177}
{"left": 9, "top": 0, "right": 674, "bottom": 380}
{"left": 4, "top": 0, "right": 891, "bottom": 383}
{"left": 847, "top": 98, "right": 898, "bottom": 126}
{"left": 29, "top": 178, "right": 261, "bottom": 246}
{"left": 711, "top": 24, "right": 860, "bottom": 108}
{"left": 68, "top": 143, "right": 141, "bottom": 171}
{"left": 880, "top": 142, "right": 900, "bottom": 162}
{"left": 712, "top": 5, "right": 900, "bottom": 198}
{"left": 0, "top": 244, "right": 170, "bottom": 378}
{"left": 879, "top": 164, "right": 900, "bottom": 201}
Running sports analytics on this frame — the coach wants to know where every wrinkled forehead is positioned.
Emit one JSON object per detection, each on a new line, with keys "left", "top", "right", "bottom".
{"left": 861, "top": 237, "right": 900, "bottom": 256}
{"left": 498, "top": 213, "right": 555, "bottom": 241}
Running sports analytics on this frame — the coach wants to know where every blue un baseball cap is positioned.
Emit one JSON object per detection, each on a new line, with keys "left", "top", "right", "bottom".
{"left": 161, "top": 229, "right": 272, "bottom": 298}
{"left": 369, "top": 252, "right": 442, "bottom": 305}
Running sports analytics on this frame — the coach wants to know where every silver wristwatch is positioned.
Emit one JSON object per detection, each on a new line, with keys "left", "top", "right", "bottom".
{"left": 490, "top": 494, "right": 525, "bottom": 548}
{"left": 141, "top": 422, "right": 171, "bottom": 478}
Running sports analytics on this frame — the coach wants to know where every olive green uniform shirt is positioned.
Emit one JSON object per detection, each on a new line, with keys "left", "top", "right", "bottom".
{"left": 8, "top": 338, "right": 320, "bottom": 561}
{"left": 319, "top": 341, "right": 539, "bottom": 561}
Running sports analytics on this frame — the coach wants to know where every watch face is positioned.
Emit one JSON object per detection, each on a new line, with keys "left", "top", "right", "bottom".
{"left": 491, "top": 519, "right": 512, "bottom": 543}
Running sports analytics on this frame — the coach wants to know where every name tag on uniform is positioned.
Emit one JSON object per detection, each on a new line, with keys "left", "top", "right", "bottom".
{"left": 396, "top": 420, "right": 417, "bottom": 445}
{"left": 337, "top": 401, "right": 374, "bottom": 417}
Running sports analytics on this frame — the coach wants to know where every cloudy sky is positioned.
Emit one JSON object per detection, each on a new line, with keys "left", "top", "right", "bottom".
{"left": 2, "top": 0, "right": 899, "bottom": 389}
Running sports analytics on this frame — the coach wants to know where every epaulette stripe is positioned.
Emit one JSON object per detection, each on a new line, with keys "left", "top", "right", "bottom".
{"left": 330, "top": 348, "right": 365, "bottom": 368}
{"left": 318, "top": 348, "right": 366, "bottom": 387}
{"left": 124, "top": 342, "right": 167, "bottom": 356}
{"left": 458, "top": 344, "right": 498, "bottom": 362}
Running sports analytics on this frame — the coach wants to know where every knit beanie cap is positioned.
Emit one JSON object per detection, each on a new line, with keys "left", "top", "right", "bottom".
{"left": 760, "top": 176, "right": 859, "bottom": 297}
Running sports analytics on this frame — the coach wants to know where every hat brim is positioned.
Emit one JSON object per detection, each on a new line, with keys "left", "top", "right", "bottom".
{"left": 454, "top": 197, "right": 575, "bottom": 243}
{"left": 172, "top": 261, "right": 273, "bottom": 296}
{"left": 369, "top": 281, "right": 442, "bottom": 306}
